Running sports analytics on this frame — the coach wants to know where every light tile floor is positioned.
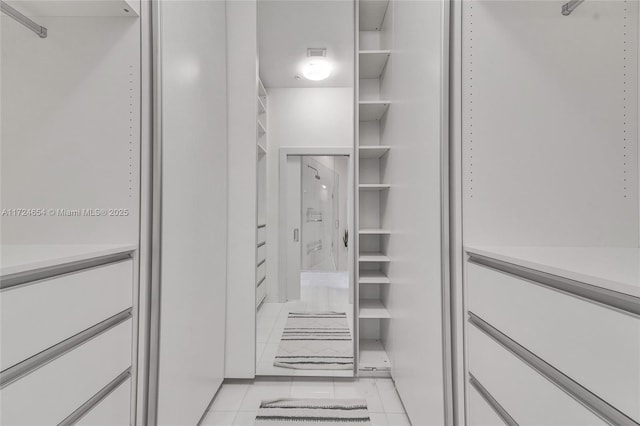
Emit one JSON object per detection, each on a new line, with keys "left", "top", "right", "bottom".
{"left": 256, "top": 271, "right": 354, "bottom": 377}
{"left": 201, "top": 377, "right": 411, "bottom": 426}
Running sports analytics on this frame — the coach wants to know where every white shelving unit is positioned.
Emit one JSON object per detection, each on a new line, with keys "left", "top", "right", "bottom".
{"left": 256, "top": 78, "right": 268, "bottom": 309}
{"left": 355, "top": 0, "right": 392, "bottom": 377}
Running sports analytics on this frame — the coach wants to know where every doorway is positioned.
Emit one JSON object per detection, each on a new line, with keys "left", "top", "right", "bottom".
{"left": 255, "top": 149, "right": 354, "bottom": 378}
{"left": 287, "top": 156, "right": 349, "bottom": 299}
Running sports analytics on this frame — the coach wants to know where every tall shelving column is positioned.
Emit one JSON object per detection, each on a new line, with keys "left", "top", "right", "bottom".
{"left": 256, "top": 79, "right": 268, "bottom": 309}
{"left": 356, "top": 0, "right": 392, "bottom": 376}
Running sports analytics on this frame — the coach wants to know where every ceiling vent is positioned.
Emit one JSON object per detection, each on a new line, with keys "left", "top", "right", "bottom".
{"left": 307, "top": 48, "right": 327, "bottom": 57}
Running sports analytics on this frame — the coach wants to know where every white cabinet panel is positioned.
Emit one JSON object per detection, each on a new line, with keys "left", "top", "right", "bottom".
{"left": 77, "top": 378, "right": 131, "bottom": 426}
{"left": 1, "top": 259, "right": 133, "bottom": 370}
{"left": 0, "top": 319, "right": 132, "bottom": 425}
{"left": 468, "top": 326, "right": 606, "bottom": 426}
{"left": 467, "top": 262, "right": 640, "bottom": 421}
{"left": 155, "top": 0, "right": 227, "bottom": 421}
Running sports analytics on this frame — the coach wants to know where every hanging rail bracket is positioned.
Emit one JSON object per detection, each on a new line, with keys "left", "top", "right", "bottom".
{"left": 562, "top": 0, "right": 585, "bottom": 16}
{"left": 1, "top": 1, "right": 47, "bottom": 38}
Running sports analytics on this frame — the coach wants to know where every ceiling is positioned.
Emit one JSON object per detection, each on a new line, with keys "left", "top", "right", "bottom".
{"left": 257, "top": 0, "right": 354, "bottom": 88}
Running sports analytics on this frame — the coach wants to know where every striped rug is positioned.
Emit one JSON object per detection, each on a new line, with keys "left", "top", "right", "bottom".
{"left": 255, "top": 399, "right": 371, "bottom": 425}
{"left": 274, "top": 312, "right": 354, "bottom": 370}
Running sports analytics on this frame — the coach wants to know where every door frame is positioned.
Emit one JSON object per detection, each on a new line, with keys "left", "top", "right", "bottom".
{"left": 278, "top": 147, "right": 355, "bottom": 308}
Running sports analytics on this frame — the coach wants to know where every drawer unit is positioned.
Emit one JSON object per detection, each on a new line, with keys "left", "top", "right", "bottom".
{"left": 468, "top": 382, "right": 509, "bottom": 426}
{"left": 467, "top": 261, "right": 640, "bottom": 422}
{"left": 467, "top": 325, "right": 606, "bottom": 426}
{"left": 1, "top": 259, "right": 134, "bottom": 370}
{"left": 76, "top": 377, "right": 132, "bottom": 426}
{"left": 0, "top": 319, "right": 133, "bottom": 426}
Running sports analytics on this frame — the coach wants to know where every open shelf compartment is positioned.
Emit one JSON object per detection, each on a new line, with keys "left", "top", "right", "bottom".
{"left": 359, "top": 145, "right": 390, "bottom": 159}
{"left": 359, "top": 0, "right": 390, "bottom": 31}
{"left": 359, "top": 50, "right": 391, "bottom": 79}
{"left": 359, "top": 101, "right": 390, "bottom": 122}
{"left": 359, "top": 300, "right": 391, "bottom": 319}
{"left": 359, "top": 339, "right": 391, "bottom": 372}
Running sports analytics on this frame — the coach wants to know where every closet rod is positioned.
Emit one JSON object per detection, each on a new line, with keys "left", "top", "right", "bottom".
{"left": 1, "top": 1, "right": 47, "bottom": 38}
{"left": 561, "top": 0, "right": 584, "bottom": 16}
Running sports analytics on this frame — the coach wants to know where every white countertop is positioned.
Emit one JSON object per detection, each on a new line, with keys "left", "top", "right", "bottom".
{"left": 1, "top": 244, "right": 137, "bottom": 277}
{"left": 465, "top": 246, "right": 640, "bottom": 298}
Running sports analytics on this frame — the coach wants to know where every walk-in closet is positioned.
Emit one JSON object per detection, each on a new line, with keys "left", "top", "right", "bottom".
{"left": 2, "top": 0, "right": 639, "bottom": 424}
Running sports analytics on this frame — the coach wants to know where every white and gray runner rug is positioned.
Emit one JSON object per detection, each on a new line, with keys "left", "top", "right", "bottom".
{"left": 274, "top": 312, "right": 354, "bottom": 370}
{"left": 255, "top": 398, "right": 371, "bottom": 425}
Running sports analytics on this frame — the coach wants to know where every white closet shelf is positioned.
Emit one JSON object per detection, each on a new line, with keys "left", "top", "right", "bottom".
{"left": 359, "top": 339, "right": 391, "bottom": 371}
{"left": 0, "top": 244, "right": 136, "bottom": 277}
{"left": 257, "top": 142, "right": 267, "bottom": 155}
{"left": 359, "top": 300, "right": 391, "bottom": 319}
{"left": 359, "top": 228, "right": 391, "bottom": 235}
{"left": 359, "top": 101, "right": 390, "bottom": 122}
{"left": 359, "top": 50, "right": 391, "bottom": 79}
{"left": 359, "top": 0, "right": 390, "bottom": 31}
{"left": 257, "top": 120, "right": 267, "bottom": 135}
{"left": 359, "top": 184, "right": 391, "bottom": 191}
{"left": 359, "top": 271, "right": 391, "bottom": 284}
{"left": 5, "top": 0, "right": 140, "bottom": 17}
{"left": 359, "top": 253, "right": 390, "bottom": 263}
{"left": 359, "top": 145, "right": 390, "bottom": 159}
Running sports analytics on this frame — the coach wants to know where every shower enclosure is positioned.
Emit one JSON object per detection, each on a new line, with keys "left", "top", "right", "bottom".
{"left": 301, "top": 157, "right": 340, "bottom": 271}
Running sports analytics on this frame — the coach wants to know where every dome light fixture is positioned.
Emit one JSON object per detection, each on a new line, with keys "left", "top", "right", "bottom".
{"left": 302, "top": 59, "right": 332, "bottom": 81}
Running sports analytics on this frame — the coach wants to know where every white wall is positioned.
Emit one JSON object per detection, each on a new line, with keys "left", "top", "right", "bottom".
{"left": 378, "top": 1, "right": 447, "bottom": 424}
{"left": 225, "top": 0, "right": 258, "bottom": 379}
{"left": 154, "top": 1, "right": 228, "bottom": 423}
{"left": 266, "top": 88, "right": 353, "bottom": 301}
{"left": 1, "top": 16, "right": 140, "bottom": 245}
{"left": 461, "top": 0, "right": 639, "bottom": 247}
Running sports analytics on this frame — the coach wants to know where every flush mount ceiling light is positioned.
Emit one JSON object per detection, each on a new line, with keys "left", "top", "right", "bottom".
{"left": 302, "top": 59, "right": 331, "bottom": 81}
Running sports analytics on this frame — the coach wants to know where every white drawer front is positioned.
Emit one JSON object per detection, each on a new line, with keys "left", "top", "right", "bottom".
{"left": 467, "top": 261, "right": 640, "bottom": 421}
{"left": 0, "top": 319, "right": 132, "bottom": 426}
{"left": 1, "top": 259, "right": 133, "bottom": 370}
{"left": 468, "top": 325, "right": 606, "bottom": 426}
{"left": 77, "top": 378, "right": 131, "bottom": 426}
{"left": 468, "top": 384, "right": 507, "bottom": 426}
